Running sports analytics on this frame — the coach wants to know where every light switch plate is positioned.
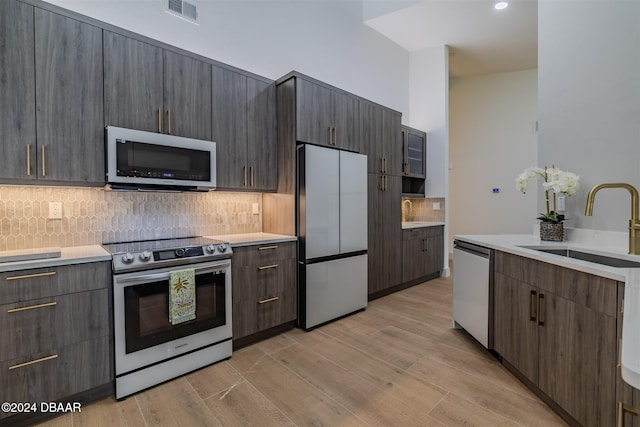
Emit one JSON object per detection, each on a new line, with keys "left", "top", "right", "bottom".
{"left": 49, "top": 202, "right": 62, "bottom": 219}
{"left": 432, "top": 202, "right": 440, "bottom": 210}
{"left": 252, "top": 203, "right": 260, "bottom": 215}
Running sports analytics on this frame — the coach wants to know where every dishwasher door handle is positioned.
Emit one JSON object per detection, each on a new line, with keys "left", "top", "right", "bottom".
{"left": 454, "top": 241, "right": 490, "bottom": 259}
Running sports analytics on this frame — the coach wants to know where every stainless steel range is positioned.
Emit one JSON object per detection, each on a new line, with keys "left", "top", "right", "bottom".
{"left": 103, "top": 237, "right": 233, "bottom": 399}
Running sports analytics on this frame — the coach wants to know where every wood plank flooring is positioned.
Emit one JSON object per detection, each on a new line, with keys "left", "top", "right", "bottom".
{"left": 37, "top": 275, "right": 568, "bottom": 426}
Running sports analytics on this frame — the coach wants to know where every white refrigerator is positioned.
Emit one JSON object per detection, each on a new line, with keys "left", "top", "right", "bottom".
{"left": 297, "top": 144, "right": 368, "bottom": 330}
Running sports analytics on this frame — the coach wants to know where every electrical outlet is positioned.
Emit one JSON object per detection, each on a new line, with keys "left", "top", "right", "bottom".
{"left": 432, "top": 202, "right": 440, "bottom": 211}
{"left": 557, "top": 196, "right": 566, "bottom": 212}
{"left": 252, "top": 203, "right": 260, "bottom": 215}
{"left": 49, "top": 202, "right": 62, "bottom": 219}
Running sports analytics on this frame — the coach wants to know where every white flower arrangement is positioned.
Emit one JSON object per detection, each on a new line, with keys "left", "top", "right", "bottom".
{"left": 516, "top": 166, "right": 580, "bottom": 223}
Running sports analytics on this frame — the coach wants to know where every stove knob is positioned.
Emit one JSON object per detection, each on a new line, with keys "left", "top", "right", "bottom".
{"left": 217, "top": 244, "right": 227, "bottom": 252}
{"left": 175, "top": 248, "right": 185, "bottom": 257}
{"left": 121, "top": 253, "right": 134, "bottom": 264}
{"left": 205, "top": 244, "right": 216, "bottom": 254}
{"left": 139, "top": 251, "right": 152, "bottom": 261}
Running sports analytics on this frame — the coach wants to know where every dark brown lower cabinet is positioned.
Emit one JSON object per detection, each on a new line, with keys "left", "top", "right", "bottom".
{"left": 494, "top": 251, "right": 618, "bottom": 427}
{"left": 232, "top": 241, "right": 297, "bottom": 347}
{"left": 0, "top": 262, "right": 112, "bottom": 424}
{"left": 401, "top": 225, "right": 444, "bottom": 284}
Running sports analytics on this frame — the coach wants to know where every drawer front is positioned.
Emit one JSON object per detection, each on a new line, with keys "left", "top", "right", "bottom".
{"left": 232, "top": 242, "right": 296, "bottom": 267}
{"left": 233, "top": 258, "right": 296, "bottom": 302}
{"left": 0, "top": 288, "right": 110, "bottom": 361}
{"left": 0, "top": 336, "right": 111, "bottom": 418}
{"left": 232, "top": 277, "right": 296, "bottom": 338}
{"left": 402, "top": 226, "right": 442, "bottom": 241}
{"left": 0, "top": 262, "right": 110, "bottom": 304}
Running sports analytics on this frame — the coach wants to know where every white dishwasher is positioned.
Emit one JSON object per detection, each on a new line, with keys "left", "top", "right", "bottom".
{"left": 452, "top": 239, "right": 493, "bottom": 349}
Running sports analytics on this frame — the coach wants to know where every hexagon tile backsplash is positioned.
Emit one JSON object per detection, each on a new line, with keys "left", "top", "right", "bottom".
{"left": 0, "top": 186, "right": 262, "bottom": 251}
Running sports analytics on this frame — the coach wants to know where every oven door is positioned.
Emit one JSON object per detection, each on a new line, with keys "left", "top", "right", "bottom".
{"left": 113, "top": 259, "right": 232, "bottom": 376}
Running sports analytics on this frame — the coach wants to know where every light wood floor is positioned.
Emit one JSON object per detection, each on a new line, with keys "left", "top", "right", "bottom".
{"left": 38, "top": 275, "right": 568, "bottom": 427}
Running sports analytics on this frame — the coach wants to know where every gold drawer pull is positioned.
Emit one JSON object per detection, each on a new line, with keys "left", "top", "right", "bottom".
{"left": 258, "top": 296, "right": 279, "bottom": 304}
{"left": 618, "top": 401, "right": 639, "bottom": 427}
{"left": 8, "top": 301, "right": 57, "bottom": 313}
{"left": 258, "top": 264, "right": 278, "bottom": 270}
{"left": 258, "top": 245, "right": 278, "bottom": 251}
{"left": 26, "top": 144, "right": 31, "bottom": 176}
{"left": 41, "top": 145, "right": 46, "bottom": 176}
{"left": 6, "top": 271, "right": 56, "bottom": 281}
{"left": 9, "top": 354, "right": 58, "bottom": 370}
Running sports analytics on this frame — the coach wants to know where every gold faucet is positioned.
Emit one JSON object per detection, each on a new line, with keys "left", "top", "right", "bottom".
{"left": 402, "top": 199, "right": 413, "bottom": 222}
{"left": 585, "top": 183, "right": 640, "bottom": 255}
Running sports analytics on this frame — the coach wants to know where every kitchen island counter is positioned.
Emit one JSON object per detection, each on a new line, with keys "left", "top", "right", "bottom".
{"left": 454, "top": 231, "right": 640, "bottom": 390}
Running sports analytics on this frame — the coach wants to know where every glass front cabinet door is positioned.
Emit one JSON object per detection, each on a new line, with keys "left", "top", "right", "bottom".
{"left": 402, "top": 126, "right": 426, "bottom": 179}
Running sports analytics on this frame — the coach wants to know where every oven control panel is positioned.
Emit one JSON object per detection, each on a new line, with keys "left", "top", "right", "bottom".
{"left": 111, "top": 242, "right": 231, "bottom": 272}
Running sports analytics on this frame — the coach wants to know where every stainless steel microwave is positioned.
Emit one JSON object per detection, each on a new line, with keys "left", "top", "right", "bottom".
{"left": 105, "top": 126, "right": 216, "bottom": 190}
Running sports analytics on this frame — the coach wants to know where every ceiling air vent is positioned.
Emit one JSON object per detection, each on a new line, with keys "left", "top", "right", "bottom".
{"left": 167, "top": 0, "right": 198, "bottom": 24}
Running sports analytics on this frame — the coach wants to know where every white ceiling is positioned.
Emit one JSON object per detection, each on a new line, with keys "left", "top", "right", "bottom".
{"left": 363, "top": 0, "right": 538, "bottom": 78}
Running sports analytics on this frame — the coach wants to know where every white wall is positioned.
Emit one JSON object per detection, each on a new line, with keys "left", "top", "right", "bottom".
{"left": 409, "top": 46, "right": 449, "bottom": 199}
{"left": 43, "top": 0, "right": 410, "bottom": 114}
{"left": 408, "top": 45, "right": 450, "bottom": 274}
{"left": 538, "top": 0, "right": 640, "bottom": 231}
{"left": 449, "top": 70, "right": 538, "bottom": 244}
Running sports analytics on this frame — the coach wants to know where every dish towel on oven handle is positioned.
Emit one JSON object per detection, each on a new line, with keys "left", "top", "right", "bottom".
{"left": 169, "top": 268, "right": 196, "bottom": 325}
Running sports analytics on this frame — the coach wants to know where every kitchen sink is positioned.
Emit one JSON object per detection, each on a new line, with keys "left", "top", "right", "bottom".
{"left": 519, "top": 246, "right": 640, "bottom": 268}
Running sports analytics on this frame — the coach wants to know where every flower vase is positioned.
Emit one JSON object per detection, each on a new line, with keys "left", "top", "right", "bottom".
{"left": 540, "top": 222, "right": 564, "bottom": 242}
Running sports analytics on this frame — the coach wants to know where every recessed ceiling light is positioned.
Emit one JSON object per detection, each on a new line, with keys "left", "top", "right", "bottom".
{"left": 495, "top": 1, "right": 509, "bottom": 10}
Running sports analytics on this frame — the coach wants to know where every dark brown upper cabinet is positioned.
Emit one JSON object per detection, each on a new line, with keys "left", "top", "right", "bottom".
{"left": 103, "top": 31, "right": 212, "bottom": 141}
{"left": 212, "top": 67, "right": 277, "bottom": 191}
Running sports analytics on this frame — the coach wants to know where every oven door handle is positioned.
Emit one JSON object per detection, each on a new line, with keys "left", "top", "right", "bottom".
{"left": 117, "top": 264, "right": 229, "bottom": 284}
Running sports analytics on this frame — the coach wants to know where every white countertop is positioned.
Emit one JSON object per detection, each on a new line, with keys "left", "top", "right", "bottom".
{"left": 207, "top": 232, "right": 297, "bottom": 247}
{"left": 0, "top": 245, "right": 111, "bottom": 272}
{"left": 454, "top": 231, "right": 640, "bottom": 389}
{"left": 402, "top": 221, "right": 445, "bottom": 229}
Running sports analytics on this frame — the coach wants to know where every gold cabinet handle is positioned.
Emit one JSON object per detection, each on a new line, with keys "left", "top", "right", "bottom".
{"left": 618, "top": 402, "right": 639, "bottom": 427}
{"left": 258, "top": 264, "right": 278, "bottom": 270}
{"left": 332, "top": 126, "right": 337, "bottom": 145}
{"left": 423, "top": 238, "right": 428, "bottom": 252}
{"left": 243, "top": 165, "right": 247, "bottom": 187}
{"left": 537, "top": 293, "right": 545, "bottom": 326}
{"left": 8, "top": 301, "right": 57, "bottom": 313}
{"left": 26, "top": 144, "right": 31, "bottom": 176}
{"left": 258, "top": 296, "right": 279, "bottom": 304}
{"left": 41, "top": 145, "right": 46, "bottom": 176}
{"left": 9, "top": 354, "right": 58, "bottom": 370}
{"left": 328, "top": 126, "right": 332, "bottom": 145}
{"left": 167, "top": 109, "right": 172, "bottom": 134}
{"left": 6, "top": 271, "right": 56, "bottom": 281}
{"left": 618, "top": 338, "right": 622, "bottom": 369}
{"left": 529, "top": 290, "right": 537, "bottom": 321}
{"left": 158, "top": 107, "right": 163, "bottom": 133}
{"left": 258, "top": 245, "right": 278, "bottom": 251}
{"left": 250, "top": 166, "right": 254, "bottom": 187}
